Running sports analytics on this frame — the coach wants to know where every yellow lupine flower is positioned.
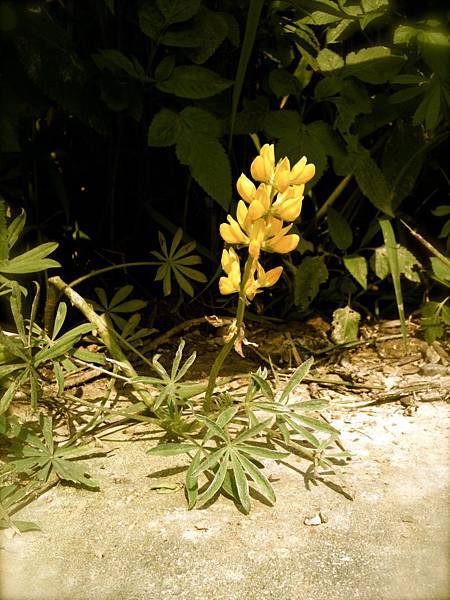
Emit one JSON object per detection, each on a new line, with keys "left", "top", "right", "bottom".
{"left": 290, "top": 156, "right": 316, "bottom": 186}
{"left": 271, "top": 185, "right": 304, "bottom": 222}
{"left": 250, "top": 144, "right": 275, "bottom": 183}
{"left": 236, "top": 173, "right": 256, "bottom": 203}
{"left": 256, "top": 262, "right": 283, "bottom": 288}
{"left": 219, "top": 215, "right": 249, "bottom": 245}
{"left": 219, "top": 248, "right": 241, "bottom": 295}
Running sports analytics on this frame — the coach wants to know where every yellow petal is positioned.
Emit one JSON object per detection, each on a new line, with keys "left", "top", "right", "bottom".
{"left": 290, "top": 156, "right": 307, "bottom": 181}
{"left": 236, "top": 174, "right": 256, "bottom": 203}
{"left": 267, "top": 233, "right": 299, "bottom": 254}
{"left": 273, "top": 157, "right": 291, "bottom": 193}
{"left": 221, "top": 247, "right": 240, "bottom": 274}
{"left": 261, "top": 143, "right": 275, "bottom": 179}
{"left": 250, "top": 155, "right": 268, "bottom": 182}
{"left": 255, "top": 184, "right": 271, "bottom": 211}
{"left": 219, "top": 217, "right": 248, "bottom": 245}
{"left": 236, "top": 200, "right": 248, "bottom": 229}
{"left": 219, "top": 276, "right": 238, "bottom": 295}
{"left": 264, "top": 266, "right": 283, "bottom": 287}
{"left": 247, "top": 200, "right": 266, "bottom": 223}
{"left": 291, "top": 162, "right": 315, "bottom": 185}
{"left": 273, "top": 196, "right": 303, "bottom": 221}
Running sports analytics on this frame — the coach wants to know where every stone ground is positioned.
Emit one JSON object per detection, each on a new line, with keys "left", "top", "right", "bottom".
{"left": 1, "top": 400, "right": 449, "bottom": 600}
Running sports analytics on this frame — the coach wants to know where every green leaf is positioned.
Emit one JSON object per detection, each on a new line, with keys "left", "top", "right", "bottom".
{"left": 0, "top": 242, "right": 60, "bottom": 274}
{"left": 268, "top": 69, "right": 301, "bottom": 98}
{"left": 352, "top": 145, "right": 393, "bottom": 216}
{"left": 186, "top": 9, "right": 229, "bottom": 64}
{"left": 317, "top": 48, "right": 344, "bottom": 73}
{"left": 0, "top": 382, "right": 17, "bottom": 415}
{"left": 230, "top": 450, "right": 250, "bottom": 513}
{"left": 343, "top": 255, "right": 368, "bottom": 289}
{"left": 277, "top": 126, "right": 327, "bottom": 184}
{"left": 250, "top": 373, "right": 274, "bottom": 402}
{"left": 229, "top": 0, "right": 265, "bottom": 144}
{"left": 176, "top": 131, "right": 231, "bottom": 210}
{"left": 156, "top": 0, "right": 201, "bottom": 24}
{"left": 52, "top": 457, "right": 99, "bottom": 489}
{"left": 196, "top": 451, "right": 229, "bottom": 507}
{"left": 379, "top": 218, "right": 408, "bottom": 350}
{"left": 93, "top": 49, "right": 149, "bottom": 82}
{"left": 7, "top": 209, "right": 25, "bottom": 250}
{"left": 294, "top": 255, "right": 329, "bottom": 311}
{"left": 279, "top": 357, "right": 314, "bottom": 404}
{"left": 138, "top": 2, "right": 165, "bottom": 39}
{"left": 156, "top": 66, "right": 232, "bottom": 99}
{"left": 294, "top": 414, "right": 340, "bottom": 435}
{"left": 381, "top": 123, "right": 424, "bottom": 209}
{"left": 371, "top": 245, "right": 421, "bottom": 283}
{"left": 430, "top": 257, "right": 450, "bottom": 284}
{"left": 52, "top": 302, "right": 67, "bottom": 339}
{"left": 432, "top": 205, "right": 450, "bottom": 217}
{"left": 238, "top": 445, "right": 288, "bottom": 460}
{"left": 235, "top": 452, "right": 276, "bottom": 504}
{"left": 327, "top": 207, "right": 352, "bottom": 249}
{"left": 35, "top": 323, "right": 92, "bottom": 365}
{"left": 185, "top": 449, "right": 202, "bottom": 509}
{"left": 148, "top": 109, "right": 179, "bottom": 147}
{"left": 179, "top": 107, "right": 222, "bottom": 138}
{"left": 192, "top": 448, "right": 227, "bottom": 477}
{"left": 147, "top": 443, "right": 195, "bottom": 456}
{"left": 344, "top": 46, "right": 405, "bottom": 84}
{"left": 331, "top": 306, "right": 361, "bottom": 344}
{"left": 263, "top": 111, "right": 302, "bottom": 138}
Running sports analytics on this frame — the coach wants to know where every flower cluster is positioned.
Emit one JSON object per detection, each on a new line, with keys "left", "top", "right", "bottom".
{"left": 219, "top": 144, "right": 315, "bottom": 300}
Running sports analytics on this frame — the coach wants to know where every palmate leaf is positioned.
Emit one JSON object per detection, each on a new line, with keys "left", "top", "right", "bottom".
{"left": 51, "top": 458, "right": 99, "bottom": 489}
{"left": 151, "top": 229, "right": 207, "bottom": 296}
{"left": 0, "top": 242, "right": 60, "bottom": 274}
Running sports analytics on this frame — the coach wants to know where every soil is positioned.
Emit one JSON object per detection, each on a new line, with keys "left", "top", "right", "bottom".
{"left": 1, "top": 320, "right": 449, "bottom": 600}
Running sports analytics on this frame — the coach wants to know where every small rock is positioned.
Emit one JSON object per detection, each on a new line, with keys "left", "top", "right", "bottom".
{"left": 303, "top": 514, "right": 322, "bottom": 526}
{"left": 425, "top": 345, "right": 441, "bottom": 364}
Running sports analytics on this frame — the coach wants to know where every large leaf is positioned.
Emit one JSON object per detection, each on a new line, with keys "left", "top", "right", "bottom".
{"left": 352, "top": 145, "right": 393, "bottom": 216}
{"left": 317, "top": 48, "right": 344, "bottom": 73}
{"left": 294, "top": 255, "right": 329, "bottom": 311}
{"left": 147, "top": 109, "right": 179, "bottom": 147}
{"left": 156, "top": 66, "right": 232, "bottom": 99}
{"left": 176, "top": 131, "right": 231, "bottom": 210}
{"left": 327, "top": 207, "right": 352, "bottom": 249}
{"left": 156, "top": 0, "right": 201, "bottom": 24}
{"left": 92, "top": 50, "right": 149, "bottom": 82}
{"left": 344, "top": 47, "right": 405, "bottom": 84}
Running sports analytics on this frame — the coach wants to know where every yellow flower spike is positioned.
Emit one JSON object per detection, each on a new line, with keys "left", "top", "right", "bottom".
{"left": 236, "top": 173, "right": 256, "bottom": 204}
{"left": 273, "top": 156, "right": 291, "bottom": 193}
{"left": 250, "top": 143, "right": 275, "bottom": 182}
{"left": 219, "top": 215, "right": 249, "bottom": 245}
{"left": 290, "top": 158, "right": 316, "bottom": 185}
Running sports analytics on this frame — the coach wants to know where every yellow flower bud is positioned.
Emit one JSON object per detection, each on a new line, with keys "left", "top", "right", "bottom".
{"left": 290, "top": 159, "right": 315, "bottom": 185}
{"left": 250, "top": 144, "right": 275, "bottom": 182}
{"left": 271, "top": 185, "right": 304, "bottom": 222}
{"left": 273, "top": 157, "right": 291, "bottom": 193}
{"left": 236, "top": 174, "right": 256, "bottom": 204}
{"left": 219, "top": 249, "right": 241, "bottom": 295}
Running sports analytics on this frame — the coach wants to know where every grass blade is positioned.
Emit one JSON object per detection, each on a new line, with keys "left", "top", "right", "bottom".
{"left": 379, "top": 218, "right": 408, "bottom": 352}
{"left": 228, "top": 0, "right": 265, "bottom": 149}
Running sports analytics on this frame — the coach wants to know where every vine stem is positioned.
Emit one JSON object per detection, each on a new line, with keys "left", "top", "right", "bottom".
{"left": 203, "top": 256, "right": 254, "bottom": 412}
{"left": 47, "top": 276, "right": 154, "bottom": 408}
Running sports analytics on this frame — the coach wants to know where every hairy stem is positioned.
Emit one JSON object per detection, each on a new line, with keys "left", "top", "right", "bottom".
{"left": 203, "top": 257, "right": 254, "bottom": 412}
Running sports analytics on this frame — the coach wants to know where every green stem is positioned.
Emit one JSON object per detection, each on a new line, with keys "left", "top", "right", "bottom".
{"left": 203, "top": 256, "right": 254, "bottom": 412}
